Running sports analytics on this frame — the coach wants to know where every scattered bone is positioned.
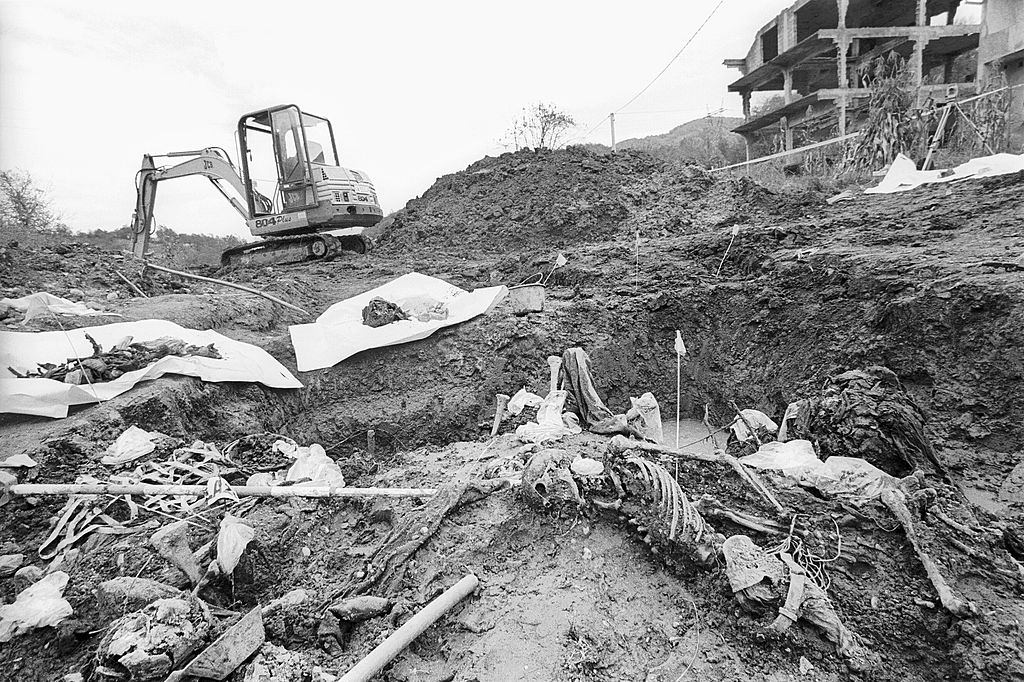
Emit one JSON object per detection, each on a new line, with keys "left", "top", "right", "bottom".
{"left": 880, "top": 489, "right": 977, "bottom": 618}
{"left": 328, "top": 595, "right": 393, "bottom": 622}
{"left": 490, "top": 393, "right": 510, "bottom": 436}
{"left": 97, "top": 577, "right": 182, "bottom": 612}
{"left": 150, "top": 521, "right": 201, "bottom": 585}
{"left": 546, "top": 355, "right": 562, "bottom": 395}
{"left": 607, "top": 435, "right": 784, "bottom": 512}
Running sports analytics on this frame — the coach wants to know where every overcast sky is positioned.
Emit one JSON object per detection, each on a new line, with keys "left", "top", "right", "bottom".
{"left": 1, "top": 0, "right": 796, "bottom": 238}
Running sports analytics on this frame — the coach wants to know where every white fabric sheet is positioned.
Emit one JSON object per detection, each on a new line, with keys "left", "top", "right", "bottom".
{"left": 0, "top": 292, "right": 115, "bottom": 323}
{"left": 1, "top": 319, "right": 302, "bottom": 418}
{"left": 289, "top": 272, "right": 507, "bottom": 372}
{"left": 865, "top": 152, "right": 1024, "bottom": 194}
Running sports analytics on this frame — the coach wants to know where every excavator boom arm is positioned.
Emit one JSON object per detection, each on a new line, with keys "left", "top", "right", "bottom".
{"left": 130, "top": 149, "right": 251, "bottom": 258}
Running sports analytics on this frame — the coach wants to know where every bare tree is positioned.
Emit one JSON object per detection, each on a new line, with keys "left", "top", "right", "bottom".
{"left": 502, "top": 103, "right": 577, "bottom": 151}
{"left": 0, "top": 169, "right": 63, "bottom": 233}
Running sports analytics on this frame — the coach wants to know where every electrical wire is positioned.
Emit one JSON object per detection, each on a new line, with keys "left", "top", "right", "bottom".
{"left": 570, "top": 0, "right": 728, "bottom": 144}
{"left": 614, "top": 0, "right": 728, "bottom": 115}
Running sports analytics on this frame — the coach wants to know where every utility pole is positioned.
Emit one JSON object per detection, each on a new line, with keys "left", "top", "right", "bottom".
{"left": 610, "top": 113, "right": 616, "bottom": 152}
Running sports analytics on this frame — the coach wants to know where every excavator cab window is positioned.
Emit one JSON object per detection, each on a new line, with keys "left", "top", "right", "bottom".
{"left": 300, "top": 114, "right": 338, "bottom": 166}
{"left": 238, "top": 105, "right": 339, "bottom": 216}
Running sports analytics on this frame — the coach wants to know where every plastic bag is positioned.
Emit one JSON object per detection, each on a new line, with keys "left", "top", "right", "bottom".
{"left": 216, "top": 514, "right": 255, "bottom": 574}
{"left": 800, "top": 456, "right": 900, "bottom": 502}
{"left": 627, "top": 392, "right": 663, "bottom": 443}
{"left": 102, "top": 425, "right": 160, "bottom": 466}
{"left": 740, "top": 440, "right": 820, "bottom": 478}
{"left": 280, "top": 442, "right": 346, "bottom": 487}
{"left": 730, "top": 410, "right": 778, "bottom": 442}
{"left": 0, "top": 571, "right": 73, "bottom": 642}
{"left": 508, "top": 387, "right": 544, "bottom": 416}
{"left": 396, "top": 295, "right": 450, "bottom": 322}
{"left": 516, "top": 391, "right": 573, "bottom": 444}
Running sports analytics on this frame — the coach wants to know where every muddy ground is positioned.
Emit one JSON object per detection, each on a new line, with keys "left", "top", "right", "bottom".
{"left": 1, "top": 147, "right": 1023, "bottom": 681}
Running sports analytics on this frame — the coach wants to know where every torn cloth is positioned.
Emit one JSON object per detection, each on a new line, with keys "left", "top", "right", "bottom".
{"left": 559, "top": 348, "right": 615, "bottom": 428}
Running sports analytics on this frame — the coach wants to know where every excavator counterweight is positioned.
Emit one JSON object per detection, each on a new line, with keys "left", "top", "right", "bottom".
{"left": 130, "top": 104, "right": 383, "bottom": 267}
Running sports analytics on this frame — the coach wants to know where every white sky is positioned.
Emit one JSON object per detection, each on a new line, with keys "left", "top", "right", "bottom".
{"left": 0, "top": 0, "right": 795, "bottom": 238}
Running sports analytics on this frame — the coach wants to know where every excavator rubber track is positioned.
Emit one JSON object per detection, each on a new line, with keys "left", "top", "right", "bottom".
{"left": 220, "top": 232, "right": 367, "bottom": 268}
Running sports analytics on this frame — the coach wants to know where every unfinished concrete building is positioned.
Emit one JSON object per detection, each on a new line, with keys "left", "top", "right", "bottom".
{"left": 724, "top": 0, "right": 1024, "bottom": 153}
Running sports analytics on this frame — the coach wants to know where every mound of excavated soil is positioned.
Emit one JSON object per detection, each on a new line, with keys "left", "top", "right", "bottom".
{"left": 377, "top": 147, "right": 819, "bottom": 257}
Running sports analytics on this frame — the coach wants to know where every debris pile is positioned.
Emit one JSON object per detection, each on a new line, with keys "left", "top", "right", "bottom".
{"left": 7, "top": 335, "right": 222, "bottom": 384}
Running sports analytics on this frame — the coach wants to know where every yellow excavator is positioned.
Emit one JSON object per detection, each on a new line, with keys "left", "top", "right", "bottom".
{"left": 130, "top": 104, "right": 383, "bottom": 267}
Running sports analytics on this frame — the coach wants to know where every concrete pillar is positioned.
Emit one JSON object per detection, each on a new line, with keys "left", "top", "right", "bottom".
{"left": 836, "top": 37, "right": 850, "bottom": 135}
{"left": 741, "top": 90, "right": 752, "bottom": 119}
{"left": 912, "top": 38, "right": 930, "bottom": 105}
{"left": 783, "top": 68, "right": 794, "bottom": 104}
{"left": 782, "top": 116, "right": 794, "bottom": 151}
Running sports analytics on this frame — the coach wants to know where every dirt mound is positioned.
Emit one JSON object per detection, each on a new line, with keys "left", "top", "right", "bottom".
{"left": 378, "top": 147, "right": 819, "bottom": 257}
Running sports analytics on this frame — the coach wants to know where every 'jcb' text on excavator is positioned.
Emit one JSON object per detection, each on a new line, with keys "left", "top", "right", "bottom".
{"left": 130, "top": 104, "right": 383, "bottom": 267}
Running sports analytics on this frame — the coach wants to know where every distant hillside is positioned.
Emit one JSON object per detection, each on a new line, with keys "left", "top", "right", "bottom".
{"left": 583, "top": 116, "right": 746, "bottom": 167}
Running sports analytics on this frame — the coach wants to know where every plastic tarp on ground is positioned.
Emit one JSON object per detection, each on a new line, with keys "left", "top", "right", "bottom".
{"left": 1, "top": 320, "right": 302, "bottom": 419}
{"left": 740, "top": 439, "right": 902, "bottom": 503}
{"left": 288, "top": 272, "right": 508, "bottom": 372}
{"left": 0, "top": 292, "right": 114, "bottom": 323}
{"left": 865, "top": 152, "right": 1024, "bottom": 194}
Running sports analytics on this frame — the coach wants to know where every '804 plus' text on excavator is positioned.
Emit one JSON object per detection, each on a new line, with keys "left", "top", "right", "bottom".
{"left": 130, "top": 104, "right": 383, "bottom": 267}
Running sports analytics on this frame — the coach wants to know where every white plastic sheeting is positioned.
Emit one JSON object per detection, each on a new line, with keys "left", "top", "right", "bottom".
{"left": 101, "top": 426, "right": 162, "bottom": 466}
{"left": 0, "top": 571, "right": 73, "bottom": 642}
{"left": 0, "top": 292, "right": 114, "bottom": 323}
{"left": 289, "top": 273, "right": 507, "bottom": 372}
{"left": 866, "top": 152, "right": 1024, "bottom": 194}
{"left": 730, "top": 409, "right": 779, "bottom": 442}
{"left": 0, "top": 319, "right": 302, "bottom": 418}
{"left": 216, "top": 514, "right": 255, "bottom": 575}
{"left": 740, "top": 440, "right": 902, "bottom": 502}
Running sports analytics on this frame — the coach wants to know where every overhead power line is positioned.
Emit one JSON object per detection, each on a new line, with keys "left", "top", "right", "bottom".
{"left": 614, "top": 0, "right": 728, "bottom": 114}
{"left": 573, "top": 0, "right": 728, "bottom": 143}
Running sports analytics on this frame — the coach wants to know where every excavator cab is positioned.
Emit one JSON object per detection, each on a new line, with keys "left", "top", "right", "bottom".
{"left": 236, "top": 104, "right": 383, "bottom": 236}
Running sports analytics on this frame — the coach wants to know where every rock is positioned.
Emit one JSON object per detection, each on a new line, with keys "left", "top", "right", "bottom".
{"left": 97, "top": 577, "right": 182, "bottom": 611}
{"left": 0, "top": 554, "right": 25, "bottom": 578}
{"left": 67, "top": 288, "right": 85, "bottom": 300}
{"left": 998, "top": 461, "right": 1024, "bottom": 503}
{"left": 327, "top": 595, "right": 392, "bottom": 622}
{"left": 390, "top": 652, "right": 455, "bottom": 682}
{"left": 95, "top": 597, "right": 211, "bottom": 681}
{"left": 14, "top": 565, "right": 43, "bottom": 583}
{"left": 106, "top": 292, "right": 119, "bottom": 301}
{"left": 244, "top": 642, "right": 317, "bottom": 681}
{"left": 150, "top": 520, "right": 200, "bottom": 584}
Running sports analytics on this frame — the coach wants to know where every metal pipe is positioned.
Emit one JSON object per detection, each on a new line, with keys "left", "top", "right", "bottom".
{"left": 142, "top": 261, "right": 309, "bottom": 316}
{"left": 7, "top": 483, "right": 436, "bottom": 499}
{"left": 339, "top": 574, "right": 479, "bottom": 682}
